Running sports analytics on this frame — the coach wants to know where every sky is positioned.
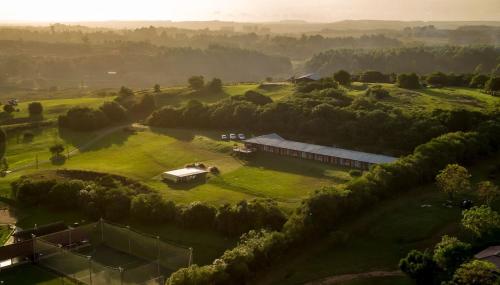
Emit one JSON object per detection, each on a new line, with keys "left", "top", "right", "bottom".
{"left": 1, "top": 0, "right": 499, "bottom": 23}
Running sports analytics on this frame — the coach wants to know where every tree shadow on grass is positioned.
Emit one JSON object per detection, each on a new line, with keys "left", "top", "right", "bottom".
{"left": 148, "top": 127, "right": 196, "bottom": 142}
{"left": 243, "top": 153, "right": 351, "bottom": 183}
{"left": 59, "top": 127, "right": 134, "bottom": 153}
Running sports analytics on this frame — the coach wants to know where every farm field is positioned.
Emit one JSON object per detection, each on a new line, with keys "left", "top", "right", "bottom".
{"left": 1, "top": 125, "right": 351, "bottom": 210}
{"left": 252, "top": 152, "right": 500, "bottom": 285}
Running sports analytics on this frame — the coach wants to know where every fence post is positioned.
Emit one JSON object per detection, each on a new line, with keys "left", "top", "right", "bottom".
{"left": 119, "top": 267, "right": 124, "bottom": 285}
{"left": 88, "top": 256, "right": 92, "bottom": 285}
{"left": 188, "top": 247, "right": 193, "bottom": 267}
{"left": 126, "top": 225, "right": 131, "bottom": 254}
{"left": 156, "top": 236, "right": 160, "bottom": 276}
{"left": 31, "top": 234, "right": 37, "bottom": 263}
{"left": 100, "top": 218, "right": 104, "bottom": 242}
{"left": 68, "top": 227, "right": 72, "bottom": 247}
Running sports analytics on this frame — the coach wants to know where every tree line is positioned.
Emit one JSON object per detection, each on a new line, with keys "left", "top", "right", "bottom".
{"left": 0, "top": 42, "right": 291, "bottom": 88}
{"left": 306, "top": 46, "right": 500, "bottom": 75}
{"left": 11, "top": 173, "right": 286, "bottom": 237}
{"left": 148, "top": 80, "right": 497, "bottom": 154}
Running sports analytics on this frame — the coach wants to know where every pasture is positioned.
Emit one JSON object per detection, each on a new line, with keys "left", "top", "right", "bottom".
{"left": 2, "top": 125, "right": 351, "bottom": 210}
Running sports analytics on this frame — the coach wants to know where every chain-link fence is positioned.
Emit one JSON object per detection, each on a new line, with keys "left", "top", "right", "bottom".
{"left": 33, "top": 220, "right": 192, "bottom": 285}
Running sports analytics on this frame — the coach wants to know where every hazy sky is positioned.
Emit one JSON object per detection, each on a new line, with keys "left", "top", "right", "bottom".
{"left": 1, "top": 0, "right": 499, "bottom": 23}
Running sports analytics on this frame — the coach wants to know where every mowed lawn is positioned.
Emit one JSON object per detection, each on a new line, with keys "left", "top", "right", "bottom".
{"left": 2, "top": 96, "right": 113, "bottom": 123}
{"left": 58, "top": 127, "right": 350, "bottom": 209}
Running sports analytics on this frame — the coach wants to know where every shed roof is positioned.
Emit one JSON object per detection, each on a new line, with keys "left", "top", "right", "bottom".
{"left": 475, "top": 246, "right": 500, "bottom": 259}
{"left": 296, "top": 73, "right": 321, "bottom": 81}
{"left": 164, "top": 168, "right": 208, "bottom": 178}
{"left": 244, "top": 133, "right": 397, "bottom": 164}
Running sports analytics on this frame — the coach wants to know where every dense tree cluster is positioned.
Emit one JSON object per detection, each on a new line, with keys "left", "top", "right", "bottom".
{"left": 58, "top": 86, "right": 157, "bottom": 131}
{"left": 12, "top": 177, "right": 286, "bottom": 236}
{"left": 0, "top": 42, "right": 291, "bottom": 88}
{"left": 148, "top": 82, "right": 496, "bottom": 153}
{"left": 307, "top": 46, "right": 500, "bottom": 75}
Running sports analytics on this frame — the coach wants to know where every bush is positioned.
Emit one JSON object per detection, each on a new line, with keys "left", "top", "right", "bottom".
{"left": 349, "top": 169, "right": 362, "bottom": 177}
{"left": 58, "top": 107, "right": 109, "bottom": 131}
{"left": 3, "top": 104, "right": 14, "bottom": 113}
{"left": 469, "top": 74, "right": 489, "bottom": 89}
{"left": 11, "top": 177, "right": 57, "bottom": 205}
{"left": 100, "top": 101, "right": 127, "bottom": 122}
{"left": 359, "top": 71, "right": 392, "bottom": 83}
{"left": 188, "top": 76, "right": 205, "bottom": 90}
{"left": 397, "top": 73, "right": 421, "bottom": 89}
{"left": 485, "top": 77, "right": 500, "bottom": 92}
{"left": 399, "top": 250, "right": 438, "bottom": 285}
{"left": 28, "top": 102, "right": 43, "bottom": 117}
{"left": 365, "top": 85, "right": 390, "bottom": 99}
{"left": 333, "top": 70, "right": 351, "bottom": 86}
{"left": 180, "top": 202, "right": 217, "bottom": 228}
{"left": 240, "top": 90, "right": 272, "bottom": 106}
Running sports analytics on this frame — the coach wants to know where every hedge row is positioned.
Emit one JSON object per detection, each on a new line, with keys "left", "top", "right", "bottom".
{"left": 11, "top": 175, "right": 286, "bottom": 237}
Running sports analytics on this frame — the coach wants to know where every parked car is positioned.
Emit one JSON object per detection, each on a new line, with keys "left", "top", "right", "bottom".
{"left": 238, "top": 133, "right": 246, "bottom": 140}
{"left": 229, "top": 133, "right": 237, "bottom": 140}
{"left": 221, "top": 134, "right": 228, "bottom": 140}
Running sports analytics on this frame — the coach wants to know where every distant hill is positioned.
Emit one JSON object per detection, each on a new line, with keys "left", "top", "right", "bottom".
{"left": 3, "top": 20, "right": 500, "bottom": 34}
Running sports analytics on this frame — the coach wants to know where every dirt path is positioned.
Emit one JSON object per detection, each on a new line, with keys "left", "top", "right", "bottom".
{"left": 9, "top": 123, "right": 131, "bottom": 173}
{"left": 304, "top": 270, "right": 404, "bottom": 285}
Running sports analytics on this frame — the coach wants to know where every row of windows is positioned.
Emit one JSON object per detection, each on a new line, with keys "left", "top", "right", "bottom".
{"left": 251, "top": 143, "right": 371, "bottom": 169}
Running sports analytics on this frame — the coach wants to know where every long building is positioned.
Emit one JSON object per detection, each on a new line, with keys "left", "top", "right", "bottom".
{"left": 244, "top": 133, "right": 397, "bottom": 170}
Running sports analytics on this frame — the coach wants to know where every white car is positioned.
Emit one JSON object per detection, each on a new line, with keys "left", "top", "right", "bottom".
{"left": 238, "top": 134, "right": 246, "bottom": 140}
{"left": 221, "top": 134, "right": 228, "bottom": 140}
{"left": 229, "top": 133, "right": 237, "bottom": 140}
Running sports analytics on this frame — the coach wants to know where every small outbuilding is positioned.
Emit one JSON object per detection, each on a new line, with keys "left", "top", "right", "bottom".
{"left": 474, "top": 246, "right": 500, "bottom": 268}
{"left": 162, "top": 168, "right": 209, "bottom": 183}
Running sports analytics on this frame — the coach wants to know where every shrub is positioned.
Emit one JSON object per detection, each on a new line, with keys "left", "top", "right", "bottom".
{"left": 485, "top": 77, "right": 500, "bottom": 92}
{"left": 365, "top": 85, "right": 390, "bottom": 99}
{"left": 11, "top": 177, "right": 57, "bottom": 205}
{"left": 240, "top": 90, "right": 273, "bottom": 106}
{"left": 433, "top": 235, "right": 472, "bottom": 273}
{"left": 100, "top": 101, "right": 127, "bottom": 122}
{"left": 333, "top": 70, "right": 351, "bottom": 86}
{"left": 180, "top": 202, "right": 217, "bottom": 228}
{"left": 359, "top": 71, "right": 392, "bottom": 83}
{"left": 28, "top": 102, "right": 43, "bottom": 117}
{"left": 397, "top": 73, "right": 421, "bottom": 89}
{"left": 399, "top": 250, "right": 438, "bottom": 285}
{"left": 188, "top": 76, "right": 205, "bottom": 90}
{"left": 469, "top": 74, "right": 489, "bottom": 89}
{"left": 349, "top": 170, "right": 362, "bottom": 177}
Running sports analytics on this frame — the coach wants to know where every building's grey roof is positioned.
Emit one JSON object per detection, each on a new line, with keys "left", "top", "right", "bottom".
{"left": 475, "top": 246, "right": 500, "bottom": 269}
{"left": 475, "top": 246, "right": 500, "bottom": 259}
{"left": 296, "top": 73, "right": 321, "bottom": 81}
{"left": 244, "top": 133, "right": 397, "bottom": 164}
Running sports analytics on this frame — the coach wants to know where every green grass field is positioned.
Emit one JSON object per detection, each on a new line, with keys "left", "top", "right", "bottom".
{"left": 0, "top": 264, "right": 77, "bottom": 285}
{"left": 3, "top": 125, "right": 349, "bottom": 210}
{"left": 0, "top": 97, "right": 113, "bottom": 126}
{"left": 347, "top": 83, "right": 500, "bottom": 113}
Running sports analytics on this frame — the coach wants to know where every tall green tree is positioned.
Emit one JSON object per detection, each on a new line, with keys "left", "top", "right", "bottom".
{"left": 28, "top": 102, "right": 43, "bottom": 117}
{"left": 433, "top": 235, "right": 471, "bottom": 273}
{"left": 188, "top": 76, "right": 205, "bottom": 90}
{"left": 436, "top": 164, "right": 471, "bottom": 200}
{"left": 447, "top": 260, "right": 499, "bottom": 285}
{"left": 333, "top": 70, "right": 351, "bottom": 86}
{"left": 477, "top": 181, "right": 499, "bottom": 206}
{"left": 462, "top": 206, "right": 500, "bottom": 237}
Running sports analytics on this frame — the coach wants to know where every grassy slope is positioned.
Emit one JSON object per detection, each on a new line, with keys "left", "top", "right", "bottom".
{"left": 55, "top": 127, "right": 350, "bottom": 210}
{"left": 253, "top": 153, "right": 500, "bottom": 285}
{"left": 14, "top": 97, "right": 114, "bottom": 120}
{"left": 348, "top": 83, "right": 500, "bottom": 113}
